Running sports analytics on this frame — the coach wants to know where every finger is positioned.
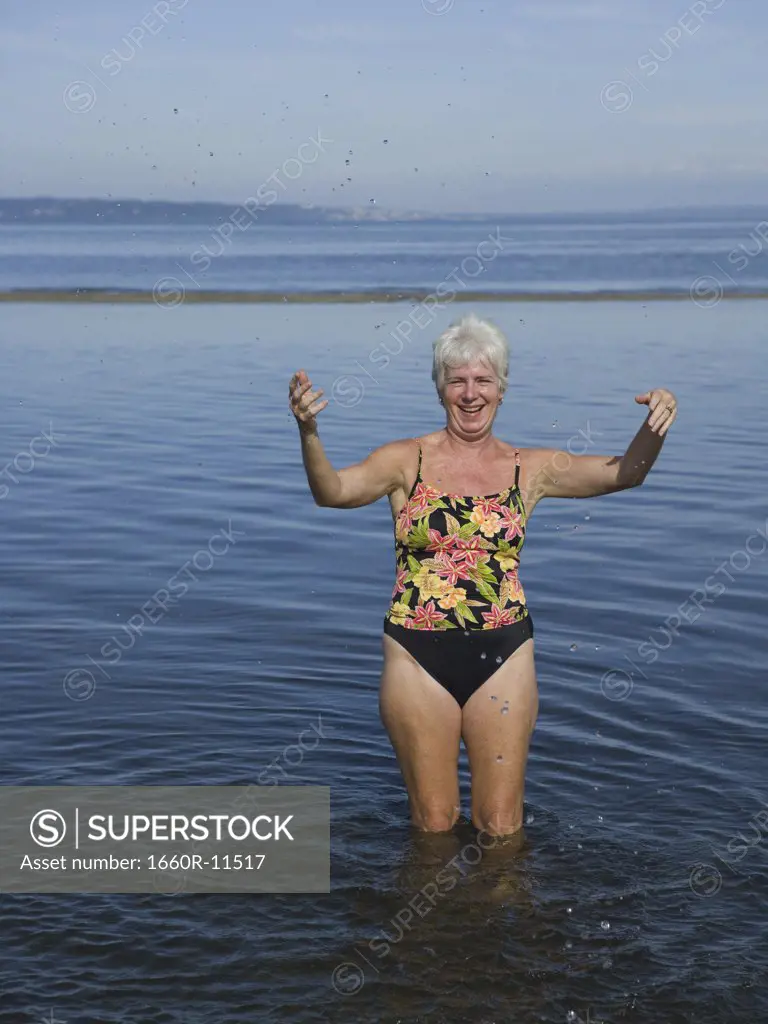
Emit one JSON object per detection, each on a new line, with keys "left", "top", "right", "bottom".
{"left": 651, "top": 406, "right": 673, "bottom": 433}
{"left": 647, "top": 394, "right": 666, "bottom": 430}
{"left": 307, "top": 398, "right": 329, "bottom": 417}
{"left": 635, "top": 393, "right": 650, "bottom": 404}
{"left": 301, "top": 388, "right": 324, "bottom": 409}
{"left": 659, "top": 409, "right": 677, "bottom": 436}
{"left": 293, "top": 380, "right": 314, "bottom": 404}
{"left": 290, "top": 386, "right": 314, "bottom": 417}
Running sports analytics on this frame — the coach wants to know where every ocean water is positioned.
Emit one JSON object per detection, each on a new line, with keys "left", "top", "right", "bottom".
{"left": 0, "top": 295, "right": 766, "bottom": 1022}
{"left": 2, "top": 208, "right": 768, "bottom": 295}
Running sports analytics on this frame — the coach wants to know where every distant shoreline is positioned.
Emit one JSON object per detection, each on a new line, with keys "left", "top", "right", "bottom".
{"left": 1, "top": 288, "right": 765, "bottom": 304}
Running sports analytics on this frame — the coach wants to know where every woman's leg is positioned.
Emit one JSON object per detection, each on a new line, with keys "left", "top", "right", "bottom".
{"left": 379, "top": 634, "right": 463, "bottom": 832}
{"left": 461, "top": 639, "right": 538, "bottom": 836}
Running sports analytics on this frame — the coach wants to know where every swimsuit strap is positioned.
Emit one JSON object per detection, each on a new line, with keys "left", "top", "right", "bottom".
{"left": 514, "top": 448, "right": 520, "bottom": 489}
{"left": 403, "top": 439, "right": 422, "bottom": 501}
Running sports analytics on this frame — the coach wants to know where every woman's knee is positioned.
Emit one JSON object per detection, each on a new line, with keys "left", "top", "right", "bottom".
{"left": 411, "top": 802, "right": 460, "bottom": 833}
{"left": 471, "top": 803, "right": 523, "bottom": 836}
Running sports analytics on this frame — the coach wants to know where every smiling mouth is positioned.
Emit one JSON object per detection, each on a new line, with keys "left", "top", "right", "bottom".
{"left": 460, "top": 405, "right": 484, "bottom": 414}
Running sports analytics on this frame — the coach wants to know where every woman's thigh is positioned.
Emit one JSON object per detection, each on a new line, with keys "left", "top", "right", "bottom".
{"left": 379, "top": 634, "right": 463, "bottom": 831}
{"left": 461, "top": 639, "right": 538, "bottom": 834}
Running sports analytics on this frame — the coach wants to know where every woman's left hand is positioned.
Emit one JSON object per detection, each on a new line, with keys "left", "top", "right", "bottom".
{"left": 635, "top": 388, "right": 678, "bottom": 436}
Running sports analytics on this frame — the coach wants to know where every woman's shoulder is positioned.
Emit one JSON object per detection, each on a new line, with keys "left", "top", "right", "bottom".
{"left": 364, "top": 437, "right": 422, "bottom": 482}
{"left": 373, "top": 436, "right": 423, "bottom": 458}
{"left": 493, "top": 441, "right": 558, "bottom": 480}
{"left": 495, "top": 439, "right": 549, "bottom": 460}
{"left": 377, "top": 432, "right": 442, "bottom": 456}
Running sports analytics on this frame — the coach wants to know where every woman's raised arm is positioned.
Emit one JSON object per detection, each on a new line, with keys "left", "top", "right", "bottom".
{"left": 289, "top": 369, "right": 408, "bottom": 509}
{"left": 529, "top": 387, "right": 678, "bottom": 501}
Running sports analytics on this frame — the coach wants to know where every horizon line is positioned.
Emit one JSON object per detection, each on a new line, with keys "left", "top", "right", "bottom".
{"left": 0, "top": 196, "right": 765, "bottom": 220}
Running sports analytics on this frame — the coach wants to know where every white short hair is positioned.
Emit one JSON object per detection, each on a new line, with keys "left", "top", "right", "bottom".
{"left": 432, "top": 314, "right": 509, "bottom": 395}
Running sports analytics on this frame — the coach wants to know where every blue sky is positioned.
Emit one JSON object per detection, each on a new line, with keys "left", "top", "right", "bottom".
{"left": 1, "top": 0, "right": 765, "bottom": 212}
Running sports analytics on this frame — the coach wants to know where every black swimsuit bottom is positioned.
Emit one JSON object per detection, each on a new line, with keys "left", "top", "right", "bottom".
{"left": 384, "top": 443, "right": 533, "bottom": 708}
{"left": 384, "top": 613, "right": 534, "bottom": 708}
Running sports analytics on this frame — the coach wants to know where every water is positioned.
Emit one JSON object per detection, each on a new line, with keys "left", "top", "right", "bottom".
{"left": 2, "top": 208, "right": 768, "bottom": 295}
{"left": 0, "top": 287, "right": 767, "bottom": 1018}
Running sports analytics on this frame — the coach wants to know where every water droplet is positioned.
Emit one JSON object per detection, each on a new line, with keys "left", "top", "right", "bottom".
{"left": 501, "top": 706, "right": 509, "bottom": 715}
{"left": 600, "top": 920, "right": 611, "bottom": 931}
{"left": 382, "top": 138, "right": 389, "bottom": 144}
{"left": 602, "top": 958, "right": 613, "bottom": 969}
{"left": 480, "top": 652, "right": 487, "bottom": 660}
{"left": 489, "top": 695, "right": 498, "bottom": 701}
{"left": 577, "top": 842, "right": 582, "bottom": 849}
{"left": 552, "top": 421, "right": 559, "bottom": 429}
{"left": 369, "top": 198, "right": 376, "bottom": 204}
{"left": 564, "top": 941, "right": 573, "bottom": 951}
{"left": 570, "top": 643, "right": 578, "bottom": 651}
{"left": 566, "top": 906, "right": 573, "bottom": 914}
{"left": 598, "top": 815, "right": 603, "bottom": 822}
{"left": 495, "top": 655, "right": 503, "bottom": 664}
{"left": 496, "top": 755, "right": 503, "bottom": 763}
{"left": 584, "top": 515, "right": 590, "bottom": 521}
{"left": 464, "top": 630, "right": 470, "bottom": 636}
{"left": 525, "top": 812, "right": 534, "bottom": 825}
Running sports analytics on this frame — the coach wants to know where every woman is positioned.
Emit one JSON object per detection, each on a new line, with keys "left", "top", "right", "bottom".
{"left": 289, "top": 315, "right": 677, "bottom": 837}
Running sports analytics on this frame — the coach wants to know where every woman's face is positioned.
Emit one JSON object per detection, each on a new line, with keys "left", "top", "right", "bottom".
{"left": 441, "top": 360, "right": 502, "bottom": 437}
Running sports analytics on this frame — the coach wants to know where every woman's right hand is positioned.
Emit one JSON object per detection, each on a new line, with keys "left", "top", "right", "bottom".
{"left": 289, "top": 369, "right": 328, "bottom": 432}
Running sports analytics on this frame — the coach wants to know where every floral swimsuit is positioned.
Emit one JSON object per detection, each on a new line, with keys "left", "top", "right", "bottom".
{"left": 383, "top": 442, "right": 534, "bottom": 708}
